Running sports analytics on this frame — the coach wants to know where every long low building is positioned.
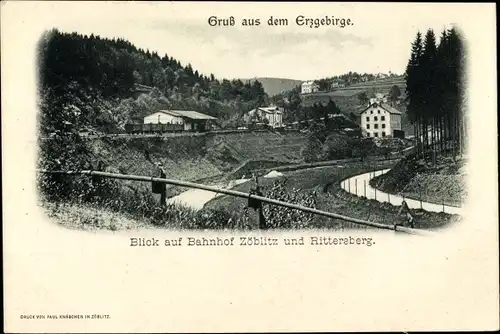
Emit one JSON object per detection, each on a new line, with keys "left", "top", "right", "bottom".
{"left": 144, "top": 110, "right": 217, "bottom": 131}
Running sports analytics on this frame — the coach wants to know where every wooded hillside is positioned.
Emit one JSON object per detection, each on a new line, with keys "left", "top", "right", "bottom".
{"left": 37, "top": 29, "right": 268, "bottom": 134}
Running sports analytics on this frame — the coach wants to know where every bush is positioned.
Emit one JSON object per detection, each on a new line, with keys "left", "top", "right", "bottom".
{"left": 261, "top": 178, "right": 317, "bottom": 229}
{"left": 301, "top": 136, "right": 323, "bottom": 163}
{"left": 321, "top": 134, "right": 354, "bottom": 160}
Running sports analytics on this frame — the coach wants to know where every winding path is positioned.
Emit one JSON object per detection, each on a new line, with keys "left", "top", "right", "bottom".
{"left": 340, "top": 169, "right": 463, "bottom": 215}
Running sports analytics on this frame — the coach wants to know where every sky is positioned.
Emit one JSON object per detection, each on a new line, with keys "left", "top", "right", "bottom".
{"left": 30, "top": 2, "right": 480, "bottom": 81}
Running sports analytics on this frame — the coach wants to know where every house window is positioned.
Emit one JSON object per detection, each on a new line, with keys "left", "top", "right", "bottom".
{"left": 370, "top": 110, "right": 373, "bottom": 114}
{"left": 382, "top": 124, "right": 386, "bottom": 129}
{"left": 374, "top": 116, "right": 378, "bottom": 121}
{"left": 366, "top": 124, "right": 370, "bottom": 129}
{"left": 378, "top": 110, "right": 380, "bottom": 114}
{"left": 366, "top": 117, "right": 369, "bottom": 122}
{"left": 382, "top": 132, "right": 386, "bottom": 137}
{"left": 374, "top": 132, "right": 379, "bottom": 137}
{"left": 374, "top": 124, "right": 378, "bottom": 129}
{"left": 381, "top": 116, "right": 385, "bottom": 121}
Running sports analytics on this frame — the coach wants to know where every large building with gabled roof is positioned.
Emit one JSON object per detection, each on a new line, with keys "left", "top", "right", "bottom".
{"left": 143, "top": 110, "right": 217, "bottom": 131}
{"left": 301, "top": 81, "right": 320, "bottom": 94}
{"left": 360, "top": 102, "right": 402, "bottom": 138}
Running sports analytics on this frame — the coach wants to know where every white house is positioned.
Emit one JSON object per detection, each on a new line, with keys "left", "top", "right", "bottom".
{"left": 360, "top": 103, "right": 402, "bottom": 138}
{"left": 244, "top": 106, "right": 284, "bottom": 128}
{"left": 144, "top": 110, "right": 217, "bottom": 131}
{"left": 301, "top": 81, "right": 320, "bottom": 94}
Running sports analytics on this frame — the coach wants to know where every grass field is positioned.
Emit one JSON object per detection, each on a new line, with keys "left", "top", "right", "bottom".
{"left": 346, "top": 76, "right": 406, "bottom": 91}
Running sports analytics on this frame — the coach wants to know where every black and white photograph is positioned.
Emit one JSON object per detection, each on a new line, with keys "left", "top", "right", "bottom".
{"left": 36, "top": 8, "right": 466, "bottom": 234}
{"left": 2, "top": 2, "right": 498, "bottom": 333}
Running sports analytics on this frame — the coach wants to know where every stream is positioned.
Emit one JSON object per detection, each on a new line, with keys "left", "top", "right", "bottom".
{"left": 166, "top": 179, "right": 249, "bottom": 210}
{"left": 166, "top": 170, "right": 286, "bottom": 211}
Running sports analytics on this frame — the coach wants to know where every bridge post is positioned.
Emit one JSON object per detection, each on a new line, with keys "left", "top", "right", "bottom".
{"left": 152, "top": 163, "right": 167, "bottom": 206}
{"left": 258, "top": 206, "right": 266, "bottom": 230}
{"left": 250, "top": 174, "right": 266, "bottom": 230}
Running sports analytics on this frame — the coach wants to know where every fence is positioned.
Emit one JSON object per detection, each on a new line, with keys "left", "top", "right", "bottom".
{"left": 340, "top": 169, "right": 463, "bottom": 215}
{"left": 38, "top": 169, "right": 434, "bottom": 236}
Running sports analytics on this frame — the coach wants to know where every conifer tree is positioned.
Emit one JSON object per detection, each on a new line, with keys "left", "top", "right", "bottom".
{"left": 405, "top": 27, "right": 465, "bottom": 159}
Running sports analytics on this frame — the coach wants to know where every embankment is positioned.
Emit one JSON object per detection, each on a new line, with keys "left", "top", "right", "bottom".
{"left": 38, "top": 130, "right": 307, "bottom": 231}
{"left": 40, "top": 130, "right": 307, "bottom": 197}
{"left": 369, "top": 154, "right": 467, "bottom": 207}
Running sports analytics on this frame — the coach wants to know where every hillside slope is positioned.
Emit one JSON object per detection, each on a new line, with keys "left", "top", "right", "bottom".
{"left": 370, "top": 154, "right": 467, "bottom": 206}
{"left": 38, "top": 29, "right": 268, "bottom": 135}
{"left": 346, "top": 75, "right": 406, "bottom": 94}
{"left": 41, "top": 131, "right": 306, "bottom": 183}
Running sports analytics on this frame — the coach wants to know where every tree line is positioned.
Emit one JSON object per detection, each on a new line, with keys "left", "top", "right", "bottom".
{"left": 37, "top": 29, "right": 267, "bottom": 134}
{"left": 269, "top": 86, "right": 348, "bottom": 125}
{"left": 314, "top": 72, "right": 401, "bottom": 91}
{"left": 405, "top": 27, "right": 466, "bottom": 158}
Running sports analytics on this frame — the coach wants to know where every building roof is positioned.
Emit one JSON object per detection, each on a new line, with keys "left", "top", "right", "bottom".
{"left": 249, "top": 107, "right": 283, "bottom": 114}
{"left": 301, "top": 81, "right": 319, "bottom": 86}
{"left": 154, "top": 110, "right": 217, "bottom": 120}
{"left": 380, "top": 103, "right": 402, "bottom": 114}
{"left": 360, "top": 103, "right": 402, "bottom": 115}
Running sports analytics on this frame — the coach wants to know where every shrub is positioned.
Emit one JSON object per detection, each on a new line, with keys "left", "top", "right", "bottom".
{"left": 261, "top": 179, "right": 317, "bottom": 229}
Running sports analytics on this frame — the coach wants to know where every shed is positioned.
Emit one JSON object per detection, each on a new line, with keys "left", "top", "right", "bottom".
{"left": 143, "top": 110, "right": 217, "bottom": 131}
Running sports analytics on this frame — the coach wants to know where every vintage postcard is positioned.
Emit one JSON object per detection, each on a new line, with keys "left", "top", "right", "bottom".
{"left": 2, "top": 1, "right": 498, "bottom": 333}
